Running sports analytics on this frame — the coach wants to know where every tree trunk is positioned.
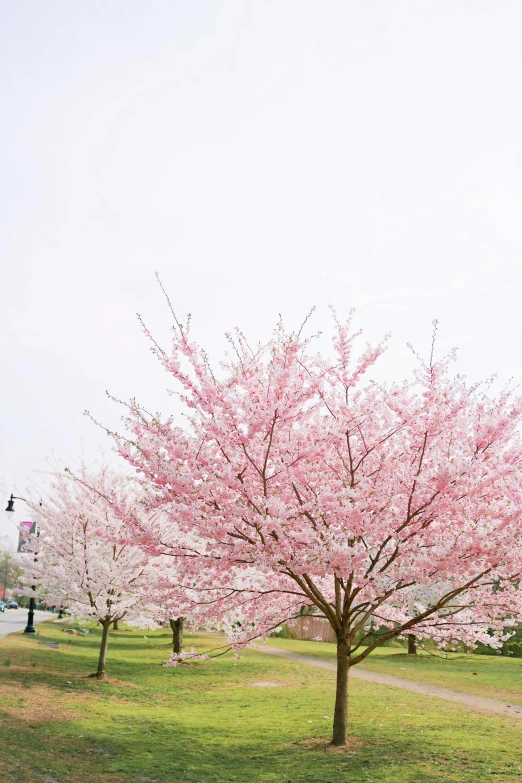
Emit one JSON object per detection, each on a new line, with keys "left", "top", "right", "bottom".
{"left": 112, "top": 619, "right": 119, "bottom": 631}
{"left": 331, "top": 638, "right": 350, "bottom": 746}
{"left": 92, "top": 619, "right": 111, "bottom": 679}
{"left": 169, "top": 617, "right": 184, "bottom": 654}
{"left": 408, "top": 634, "right": 417, "bottom": 656}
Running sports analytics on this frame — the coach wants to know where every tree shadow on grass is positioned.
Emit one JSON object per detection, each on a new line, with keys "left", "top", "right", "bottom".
{"left": 36, "top": 714, "right": 472, "bottom": 783}
{"left": 0, "top": 637, "right": 255, "bottom": 701}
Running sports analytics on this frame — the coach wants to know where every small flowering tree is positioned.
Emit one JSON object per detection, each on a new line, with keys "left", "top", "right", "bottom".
{"left": 20, "top": 464, "right": 158, "bottom": 679}
{"left": 114, "top": 306, "right": 522, "bottom": 745}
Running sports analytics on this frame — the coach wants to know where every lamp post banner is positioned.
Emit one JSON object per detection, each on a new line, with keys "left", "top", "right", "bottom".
{"left": 18, "top": 521, "right": 35, "bottom": 552}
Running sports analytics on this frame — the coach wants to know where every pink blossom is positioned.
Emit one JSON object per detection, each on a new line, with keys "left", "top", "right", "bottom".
{"left": 112, "top": 307, "right": 522, "bottom": 744}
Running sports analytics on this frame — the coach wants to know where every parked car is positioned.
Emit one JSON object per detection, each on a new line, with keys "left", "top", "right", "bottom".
{"left": 0, "top": 601, "right": 5, "bottom": 612}
{"left": 5, "top": 600, "right": 18, "bottom": 609}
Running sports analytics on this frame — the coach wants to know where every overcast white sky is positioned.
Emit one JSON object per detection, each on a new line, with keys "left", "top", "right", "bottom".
{"left": 2, "top": 1, "right": 522, "bottom": 546}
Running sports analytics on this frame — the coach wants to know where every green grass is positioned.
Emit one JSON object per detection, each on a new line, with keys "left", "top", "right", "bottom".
{"left": 266, "top": 637, "right": 522, "bottom": 703}
{"left": 1, "top": 622, "right": 522, "bottom": 782}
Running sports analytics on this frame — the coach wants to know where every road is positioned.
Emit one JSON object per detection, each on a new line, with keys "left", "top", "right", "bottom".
{"left": 0, "top": 608, "right": 51, "bottom": 638}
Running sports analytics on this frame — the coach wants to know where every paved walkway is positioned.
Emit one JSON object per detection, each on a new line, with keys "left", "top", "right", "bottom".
{"left": 0, "top": 609, "right": 50, "bottom": 638}
{"left": 252, "top": 643, "right": 522, "bottom": 720}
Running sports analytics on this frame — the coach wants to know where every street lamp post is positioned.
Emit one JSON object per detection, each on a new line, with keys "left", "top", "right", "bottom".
{"left": 5, "top": 494, "right": 20, "bottom": 518}
{"left": 4, "top": 494, "right": 38, "bottom": 634}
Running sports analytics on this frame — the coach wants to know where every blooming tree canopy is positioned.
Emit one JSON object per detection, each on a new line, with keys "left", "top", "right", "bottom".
{"left": 115, "top": 308, "right": 522, "bottom": 744}
{"left": 20, "top": 464, "right": 164, "bottom": 678}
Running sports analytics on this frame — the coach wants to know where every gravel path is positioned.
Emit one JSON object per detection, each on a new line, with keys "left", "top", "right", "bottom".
{"left": 252, "top": 643, "right": 522, "bottom": 720}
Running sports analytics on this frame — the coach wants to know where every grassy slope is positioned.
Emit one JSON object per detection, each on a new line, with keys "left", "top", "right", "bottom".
{"left": 266, "top": 638, "right": 522, "bottom": 703}
{"left": 0, "top": 622, "right": 521, "bottom": 782}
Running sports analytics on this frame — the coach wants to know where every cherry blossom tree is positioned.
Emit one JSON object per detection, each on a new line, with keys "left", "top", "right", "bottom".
{"left": 20, "top": 464, "right": 161, "bottom": 679}
{"left": 113, "top": 306, "right": 522, "bottom": 745}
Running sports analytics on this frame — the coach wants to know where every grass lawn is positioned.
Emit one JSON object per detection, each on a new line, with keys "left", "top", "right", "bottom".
{"left": 266, "top": 637, "right": 522, "bottom": 703}
{"left": 1, "top": 621, "right": 522, "bottom": 782}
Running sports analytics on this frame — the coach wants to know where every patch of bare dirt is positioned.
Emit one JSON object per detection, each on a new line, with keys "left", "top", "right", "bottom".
{"left": 288, "top": 735, "right": 365, "bottom": 754}
{"left": 0, "top": 683, "right": 78, "bottom": 724}
{"left": 248, "top": 681, "right": 282, "bottom": 687}
{"left": 85, "top": 676, "right": 139, "bottom": 688}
